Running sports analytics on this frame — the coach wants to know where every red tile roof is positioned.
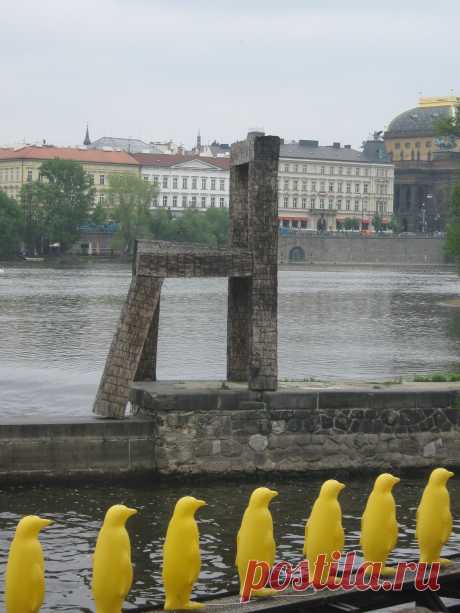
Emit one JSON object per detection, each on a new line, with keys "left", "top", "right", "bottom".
{"left": 133, "top": 153, "right": 230, "bottom": 169}
{"left": 0, "top": 146, "right": 139, "bottom": 165}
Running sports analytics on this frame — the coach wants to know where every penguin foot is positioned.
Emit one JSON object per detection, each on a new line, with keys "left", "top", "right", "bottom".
{"left": 164, "top": 601, "right": 204, "bottom": 610}
{"left": 440, "top": 558, "right": 453, "bottom": 567}
{"left": 251, "top": 588, "right": 277, "bottom": 598}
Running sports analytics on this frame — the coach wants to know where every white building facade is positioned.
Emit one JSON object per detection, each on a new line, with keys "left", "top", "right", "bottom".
{"left": 133, "top": 153, "right": 230, "bottom": 212}
{"left": 278, "top": 140, "right": 394, "bottom": 231}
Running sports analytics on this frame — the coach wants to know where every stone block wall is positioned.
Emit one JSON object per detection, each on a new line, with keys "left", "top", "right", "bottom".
{"left": 130, "top": 385, "right": 460, "bottom": 475}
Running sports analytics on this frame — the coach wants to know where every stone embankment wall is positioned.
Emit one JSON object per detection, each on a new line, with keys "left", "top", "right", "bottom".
{"left": 279, "top": 235, "right": 448, "bottom": 266}
{"left": 130, "top": 385, "right": 460, "bottom": 475}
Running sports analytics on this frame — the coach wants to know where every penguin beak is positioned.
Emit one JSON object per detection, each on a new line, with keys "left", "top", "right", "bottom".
{"left": 338, "top": 483, "right": 346, "bottom": 491}
{"left": 126, "top": 508, "right": 137, "bottom": 518}
{"left": 196, "top": 500, "right": 207, "bottom": 509}
{"left": 392, "top": 476, "right": 401, "bottom": 485}
{"left": 270, "top": 490, "right": 279, "bottom": 499}
{"left": 39, "top": 519, "right": 53, "bottom": 528}
{"left": 448, "top": 471, "right": 455, "bottom": 479}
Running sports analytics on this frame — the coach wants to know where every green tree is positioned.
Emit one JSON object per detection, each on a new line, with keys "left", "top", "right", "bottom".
{"left": 21, "top": 159, "right": 95, "bottom": 253}
{"left": 204, "top": 208, "right": 229, "bottom": 246}
{"left": 0, "top": 191, "right": 23, "bottom": 257}
{"left": 372, "top": 213, "right": 383, "bottom": 232}
{"left": 445, "top": 183, "right": 460, "bottom": 264}
{"left": 434, "top": 105, "right": 460, "bottom": 137}
{"left": 108, "top": 173, "right": 158, "bottom": 254}
{"left": 388, "top": 215, "right": 400, "bottom": 234}
{"left": 90, "top": 201, "right": 108, "bottom": 225}
{"left": 344, "top": 217, "right": 360, "bottom": 230}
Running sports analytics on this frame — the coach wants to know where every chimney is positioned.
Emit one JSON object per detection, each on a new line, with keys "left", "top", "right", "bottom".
{"left": 299, "top": 140, "right": 319, "bottom": 148}
{"left": 332, "top": 142, "right": 340, "bottom": 149}
{"left": 344, "top": 144, "right": 351, "bottom": 149}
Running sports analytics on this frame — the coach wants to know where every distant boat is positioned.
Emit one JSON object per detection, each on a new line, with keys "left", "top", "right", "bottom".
{"left": 24, "top": 257, "right": 45, "bottom": 262}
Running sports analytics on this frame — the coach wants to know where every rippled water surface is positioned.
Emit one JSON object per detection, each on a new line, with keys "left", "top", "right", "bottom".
{"left": 1, "top": 262, "right": 460, "bottom": 416}
{"left": 0, "top": 476, "right": 460, "bottom": 611}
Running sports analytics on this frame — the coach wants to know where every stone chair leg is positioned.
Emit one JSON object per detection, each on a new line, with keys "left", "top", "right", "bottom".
{"left": 93, "top": 276, "right": 163, "bottom": 418}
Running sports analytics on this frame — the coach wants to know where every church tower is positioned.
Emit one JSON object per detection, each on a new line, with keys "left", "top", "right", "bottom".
{"left": 83, "top": 124, "right": 91, "bottom": 146}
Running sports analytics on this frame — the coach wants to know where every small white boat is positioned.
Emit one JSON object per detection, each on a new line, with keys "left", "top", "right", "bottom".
{"left": 24, "top": 257, "right": 45, "bottom": 262}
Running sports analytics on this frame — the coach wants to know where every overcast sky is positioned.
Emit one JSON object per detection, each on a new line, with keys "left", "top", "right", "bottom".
{"left": 2, "top": 0, "right": 459, "bottom": 150}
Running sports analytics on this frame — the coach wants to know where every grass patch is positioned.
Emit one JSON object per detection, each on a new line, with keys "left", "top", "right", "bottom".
{"left": 414, "top": 372, "right": 460, "bottom": 383}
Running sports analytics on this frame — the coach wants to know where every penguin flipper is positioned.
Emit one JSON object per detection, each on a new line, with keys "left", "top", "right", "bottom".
{"left": 30, "top": 562, "right": 45, "bottom": 612}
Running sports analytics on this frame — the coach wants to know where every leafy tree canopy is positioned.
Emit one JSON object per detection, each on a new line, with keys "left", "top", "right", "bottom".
{"left": 434, "top": 105, "right": 460, "bottom": 138}
{"left": 21, "top": 158, "right": 95, "bottom": 252}
{"left": 0, "top": 191, "right": 23, "bottom": 257}
{"left": 108, "top": 173, "right": 158, "bottom": 254}
{"left": 445, "top": 183, "right": 460, "bottom": 264}
{"left": 150, "top": 207, "right": 229, "bottom": 247}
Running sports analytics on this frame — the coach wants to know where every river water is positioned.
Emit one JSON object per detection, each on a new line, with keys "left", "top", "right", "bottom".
{"left": 1, "top": 262, "right": 460, "bottom": 610}
{"left": 0, "top": 261, "right": 460, "bottom": 417}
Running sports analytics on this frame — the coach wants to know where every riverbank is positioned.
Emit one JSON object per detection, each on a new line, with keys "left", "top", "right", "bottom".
{"left": 1, "top": 381, "right": 460, "bottom": 481}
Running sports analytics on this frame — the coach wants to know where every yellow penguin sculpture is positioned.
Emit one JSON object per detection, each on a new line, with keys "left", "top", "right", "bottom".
{"left": 92, "top": 504, "right": 137, "bottom": 613}
{"left": 5, "top": 515, "right": 53, "bottom": 613}
{"left": 162, "top": 495, "right": 207, "bottom": 610}
{"left": 416, "top": 467, "right": 454, "bottom": 565}
{"left": 360, "top": 473, "right": 400, "bottom": 576}
{"left": 236, "top": 487, "right": 278, "bottom": 597}
{"left": 303, "top": 480, "right": 345, "bottom": 584}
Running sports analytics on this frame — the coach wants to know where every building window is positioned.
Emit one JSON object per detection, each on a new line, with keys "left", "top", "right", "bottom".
{"left": 302, "top": 180, "right": 307, "bottom": 191}
{"left": 283, "top": 196, "right": 289, "bottom": 208}
{"left": 162, "top": 195, "right": 168, "bottom": 207}
{"left": 415, "top": 142, "right": 420, "bottom": 149}
{"left": 354, "top": 201, "right": 359, "bottom": 211}
{"left": 363, "top": 183, "right": 369, "bottom": 194}
{"left": 320, "top": 181, "right": 325, "bottom": 192}
{"left": 220, "top": 179, "right": 225, "bottom": 191}
{"left": 284, "top": 164, "right": 289, "bottom": 172}
{"left": 173, "top": 195, "right": 178, "bottom": 207}
{"left": 355, "top": 167, "right": 360, "bottom": 176}
{"left": 284, "top": 179, "right": 289, "bottom": 190}
{"left": 143, "top": 175, "right": 149, "bottom": 182}
{"left": 425, "top": 141, "right": 431, "bottom": 148}
{"left": 320, "top": 166, "right": 325, "bottom": 175}
{"left": 329, "top": 182, "right": 334, "bottom": 192}
{"left": 211, "top": 196, "right": 216, "bottom": 207}
{"left": 192, "top": 177, "right": 197, "bottom": 189}
{"left": 293, "top": 197, "right": 298, "bottom": 208}
{"left": 355, "top": 183, "right": 360, "bottom": 193}
{"left": 346, "top": 167, "right": 351, "bottom": 175}
{"left": 98, "top": 194, "right": 105, "bottom": 204}
{"left": 201, "top": 196, "right": 206, "bottom": 208}
{"left": 162, "top": 176, "right": 168, "bottom": 188}
{"left": 337, "top": 199, "right": 342, "bottom": 210}
{"left": 182, "top": 177, "right": 188, "bottom": 189}
{"left": 337, "top": 182, "right": 343, "bottom": 193}
{"left": 328, "top": 198, "right": 333, "bottom": 209}
{"left": 294, "top": 164, "right": 298, "bottom": 173}
{"left": 346, "top": 200, "right": 351, "bottom": 210}
{"left": 27, "top": 169, "right": 33, "bottom": 182}
{"left": 302, "top": 197, "right": 307, "bottom": 208}
{"left": 302, "top": 165, "right": 307, "bottom": 173}
{"left": 219, "top": 197, "right": 225, "bottom": 208}
{"left": 182, "top": 195, "right": 187, "bottom": 208}
{"left": 338, "top": 167, "right": 343, "bottom": 175}
{"left": 404, "top": 142, "right": 411, "bottom": 149}
{"left": 395, "top": 143, "right": 401, "bottom": 149}
{"left": 310, "top": 197, "right": 316, "bottom": 208}
{"left": 211, "top": 178, "right": 216, "bottom": 190}
{"left": 153, "top": 175, "right": 159, "bottom": 185}
{"left": 173, "top": 177, "right": 178, "bottom": 189}
{"left": 201, "top": 177, "right": 207, "bottom": 189}
{"left": 346, "top": 183, "right": 351, "bottom": 193}
{"left": 99, "top": 175, "right": 105, "bottom": 185}
{"left": 293, "top": 180, "right": 298, "bottom": 191}
{"left": 191, "top": 196, "right": 197, "bottom": 207}
{"left": 364, "top": 168, "right": 369, "bottom": 176}
{"left": 320, "top": 198, "right": 325, "bottom": 209}
{"left": 311, "top": 181, "right": 316, "bottom": 192}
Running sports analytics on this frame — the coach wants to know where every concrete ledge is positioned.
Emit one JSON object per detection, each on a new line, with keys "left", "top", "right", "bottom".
{"left": 130, "top": 381, "right": 460, "bottom": 475}
{"left": 0, "top": 416, "right": 155, "bottom": 480}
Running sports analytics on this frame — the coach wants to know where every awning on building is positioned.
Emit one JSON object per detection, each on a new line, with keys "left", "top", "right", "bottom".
{"left": 382, "top": 217, "right": 389, "bottom": 224}
{"left": 362, "top": 218, "right": 370, "bottom": 224}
